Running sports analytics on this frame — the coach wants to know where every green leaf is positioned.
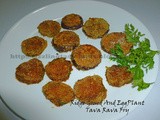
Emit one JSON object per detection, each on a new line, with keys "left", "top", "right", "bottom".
{"left": 139, "top": 38, "right": 150, "bottom": 51}
{"left": 109, "top": 23, "right": 159, "bottom": 91}
{"left": 125, "top": 24, "right": 144, "bottom": 45}
{"left": 110, "top": 44, "right": 124, "bottom": 57}
{"left": 129, "top": 66, "right": 144, "bottom": 80}
{"left": 110, "top": 44, "right": 129, "bottom": 66}
{"left": 132, "top": 78, "right": 153, "bottom": 91}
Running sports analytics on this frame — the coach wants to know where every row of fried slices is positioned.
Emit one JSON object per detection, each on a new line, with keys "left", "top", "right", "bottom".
{"left": 15, "top": 13, "right": 133, "bottom": 107}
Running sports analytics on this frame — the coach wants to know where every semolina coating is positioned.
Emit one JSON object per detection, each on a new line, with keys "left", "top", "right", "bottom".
{"left": 71, "top": 44, "right": 101, "bottom": 70}
{"left": 74, "top": 75, "right": 107, "bottom": 104}
{"left": 52, "top": 31, "right": 80, "bottom": 52}
{"left": 42, "top": 81, "right": 75, "bottom": 107}
{"left": 21, "top": 36, "right": 47, "bottom": 57}
{"left": 45, "top": 58, "right": 72, "bottom": 82}
{"left": 106, "top": 65, "right": 133, "bottom": 87}
{"left": 83, "top": 18, "right": 109, "bottom": 39}
{"left": 61, "top": 13, "right": 83, "bottom": 30}
{"left": 15, "top": 58, "right": 45, "bottom": 84}
{"left": 37, "top": 20, "right": 61, "bottom": 37}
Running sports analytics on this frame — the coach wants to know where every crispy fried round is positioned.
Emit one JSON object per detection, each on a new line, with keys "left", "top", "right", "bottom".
{"left": 101, "top": 32, "right": 133, "bottom": 55}
{"left": 45, "top": 58, "right": 72, "bottom": 82}
{"left": 21, "top": 36, "right": 47, "bottom": 57}
{"left": 106, "top": 65, "right": 133, "bottom": 87}
{"left": 74, "top": 75, "right": 107, "bottom": 104}
{"left": 82, "top": 18, "right": 109, "bottom": 39}
{"left": 52, "top": 31, "right": 80, "bottom": 52}
{"left": 37, "top": 20, "right": 61, "bottom": 37}
{"left": 71, "top": 44, "right": 101, "bottom": 70}
{"left": 61, "top": 13, "right": 83, "bottom": 30}
{"left": 42, "top": 81, "right": 75, "bottom": 107}
{"left": 15, "top": 58, "right": 45, "bottom": 84}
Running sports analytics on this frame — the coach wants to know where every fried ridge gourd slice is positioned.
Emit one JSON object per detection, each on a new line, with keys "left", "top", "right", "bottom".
{"left": 82, "top": 18, "right": 109, "bottom": 39}
{"left": 15, "top": 58, "right": 45, "bottom": 84}
{"left": 106, "top": 65, "right": 133, "bottom": 87}
{"left": 21, "top": 36, "right": 47, "bottom": 57}
{"left": 42, "top": 81, "right": 75, "bottom": 107}
{"left": 61, "top": 13, "right": 83, "bottom": 30}
{"left": 37, "top": 20, "right": 61, "bottom": 37}
{"left": 74, "top": 75, "right": 107, "bottom": 105}
{"left": 45, "top": 58, "right": 72, "bottom": 82}
{"left": 71, "top": 44, "right": 102, "bottom": 70}
{"left": 52, "top": 31, "right": 80, "bottom": 52}
{"left": 101, "top": 32, "right": 133, "bottom": 55}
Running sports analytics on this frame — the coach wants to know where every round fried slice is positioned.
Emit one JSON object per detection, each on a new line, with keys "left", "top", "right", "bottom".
{"left": 106, "top": 65, "right": 133, "bottom": 87}
{"left": 45, "top": 58, "right": 72, "bottom": 82}
{"left": 101, "top": 32, "right": 133, "bottom": 55}
{"left": 15, "top": 58, "right": 45, "bottom": 84}
{"left": 42, "top": 81, "right": 75, "bottom": 107}
{"left": 37, "top": 20, "right": 61, "bottom": 37}
{"left": 21, "top": 36, "right": 47, "bottom": 57}
{"left": 52, "top": 31, "right": 80, "bottom": 52}
{"left": 61, "top": 13, "right": 83, "bottom": 30}
{"left": 74, "top": 75, "right": 107, "bottom": 104}
{"left": 82, "top": 18, "right": 109, "bottom": 39}
{"left": 71, "top": 44, "right": 101, "bottom": 70}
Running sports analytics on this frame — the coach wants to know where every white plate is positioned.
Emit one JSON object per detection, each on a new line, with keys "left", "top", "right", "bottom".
{"left": 0, "top": 1, "right": 159, "bottom": 120}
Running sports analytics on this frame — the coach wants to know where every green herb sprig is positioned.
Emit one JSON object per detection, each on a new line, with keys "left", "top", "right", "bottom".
{"left": 110, "top": 24, "right": 159, "bottom": 91}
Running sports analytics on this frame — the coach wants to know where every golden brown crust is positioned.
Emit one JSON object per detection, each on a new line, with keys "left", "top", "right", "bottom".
{"left": 101, "top": 32, "right": 133, "bottom": 55}
{"left": 82, "top": 18, "right": 109, "bottom": 39}
{"left": 21, "top": 36, "right": 47, "bottom": 57}
{"left": 74, "top": 75, "right": 107, "bottom": 104}
{"left": 45, "top": 58, "right": 72, "bottom": 82}
{"left": 106, "top": 65, "right": 133, "bottom": 87}
{"left": 71, "top": 44, "right": 101, "bottom": 70}
{"left": 52, "top": 31, "right": 80, "bottom": 52}
{"left": 15, "top": 58, "right": 45, "bottom": 84}
{"left": 61, "top": 13, "right": 83, "bottom": 30}
{"left": 42, "top": 81, "right": 75, "bottom": 107}
{"left": 37, "top": 20, "right": 61, "bottom": 37}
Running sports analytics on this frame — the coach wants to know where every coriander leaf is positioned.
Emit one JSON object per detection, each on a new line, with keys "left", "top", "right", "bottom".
{"left": 139, "top": 38, "right": 150, "bottom": 51}
{"left": 142, "top": 57, "right": 154, "bottom": 71}
{"left": 110, "top": 44, "right": 129, "bottom": 66}
{"left": 109, "top": 23, "right": 159, "bottom": 91}
{"left": 127, "top": 48, "right": 144, "bottom": 65}
{"left": 142, "top": 50, "right": 159, "bottom": 70}
{"left": 137, "top": 82, "right": 153, "bottom": 91}
{"left": 147, "top": 50, "right": 160, "bottom": 58}
{"left": 132, "top": 78, "right": 153, "bottom": 91}
{"left": 129, "top": 65, "right": 144, "bottom": 80}
{"left": 125, "top": 24, "right": 144, "bottom": 45}
{"left": 110, "top": 44, "right": 124, "bottom": 57}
